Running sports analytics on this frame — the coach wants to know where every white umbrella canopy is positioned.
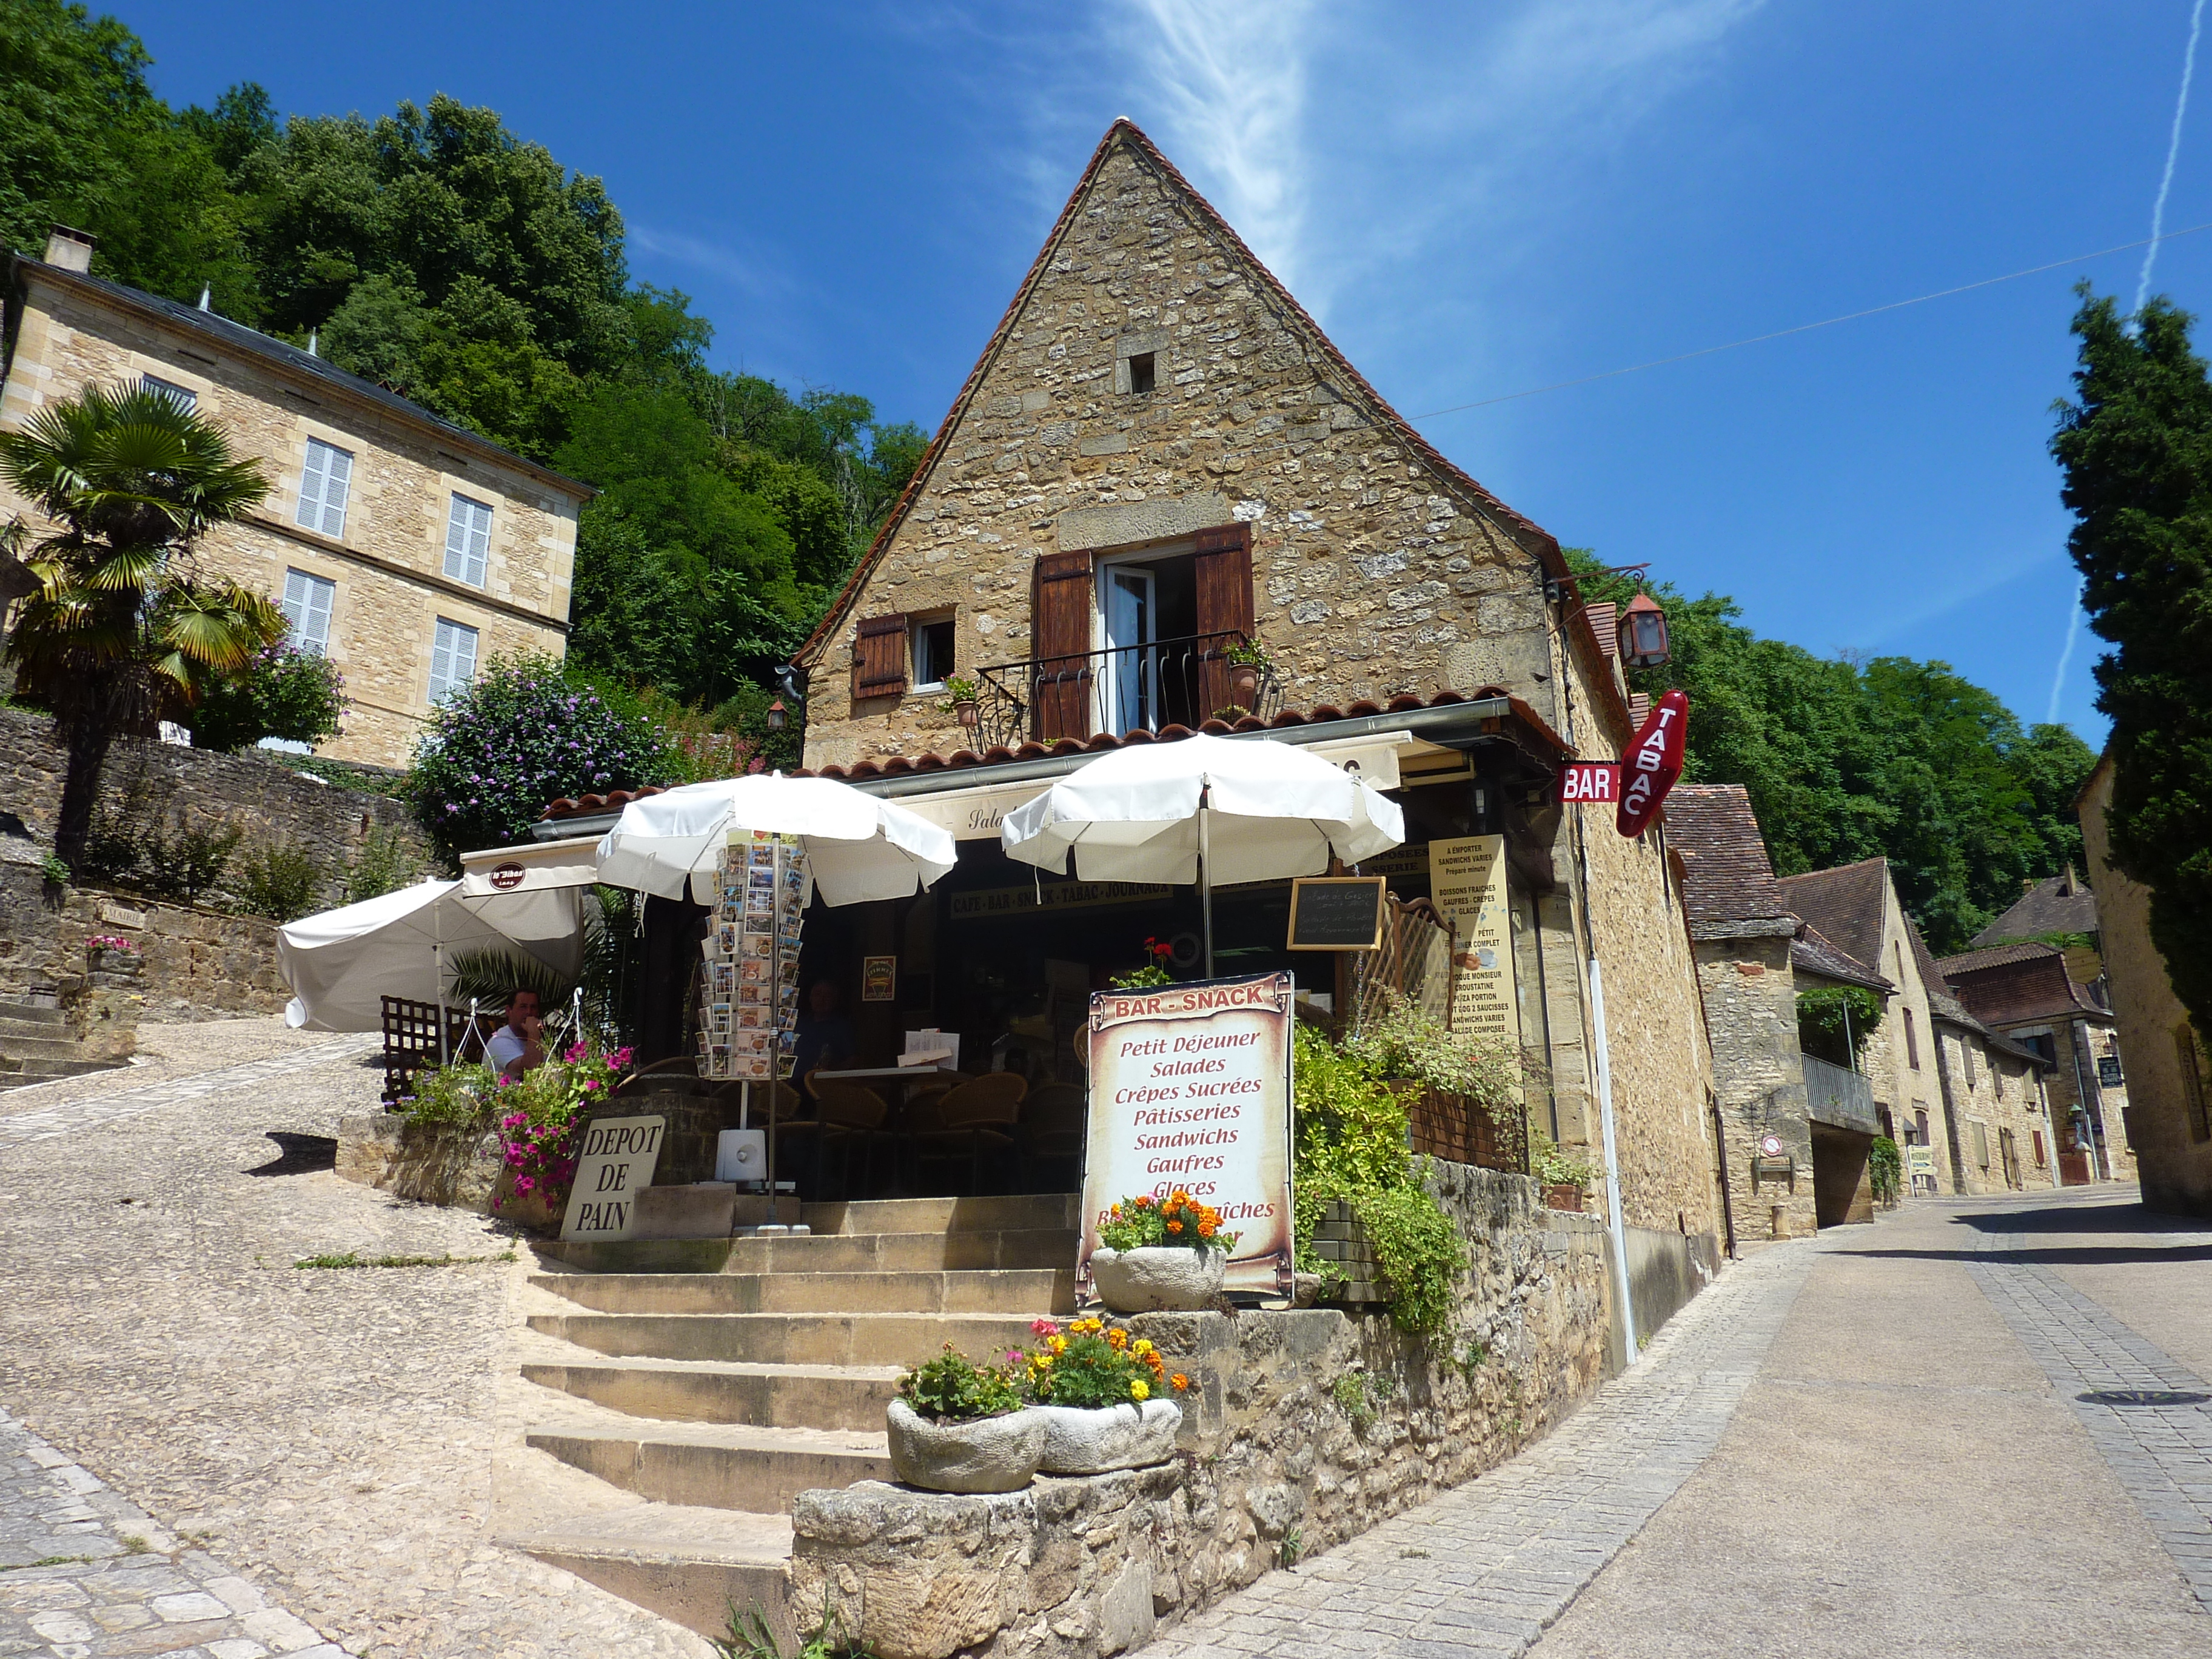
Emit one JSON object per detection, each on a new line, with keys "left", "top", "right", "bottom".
{"left": 593, "top": 774, "right": 958, "bottom": 907}
{"left": 277, "top": 877, "right": 584, "bottom": 1033}
{"left": 999, "top": 732, "right": 1406, "bottom": 974}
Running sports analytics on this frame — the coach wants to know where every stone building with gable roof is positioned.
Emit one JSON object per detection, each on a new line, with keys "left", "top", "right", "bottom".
{"left": 1, "top": 228, "right": 591, "bottom": 769}
{"left": 778, "top": 119, "right": 1726, "bottom": 1343}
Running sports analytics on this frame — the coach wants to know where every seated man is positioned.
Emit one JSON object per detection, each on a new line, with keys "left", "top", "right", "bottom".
{"left": 485, "top": 988, "right": 545, "bottom": 1081}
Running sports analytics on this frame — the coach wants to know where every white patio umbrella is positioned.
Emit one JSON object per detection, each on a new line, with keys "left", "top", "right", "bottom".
{"left": 999, "top": 731, "right": 1406, "bottom": 974}
{"left": 593, "top": 774, "right": 957, "bottom": 907}
{"left": 277, "top": 877, "right": 585, "bottom": 1037}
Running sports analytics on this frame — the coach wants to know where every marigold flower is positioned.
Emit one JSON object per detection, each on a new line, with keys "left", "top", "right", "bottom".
{"left": 1198, "top": 1221, "right": 1215, "bottom": 1237}
{"left": 1107, "top": 1328, "right": 1128, "bottom": 1350}
{"left": 1132, "top": 1338, "right": 1154, "bottom": 1356}
{"left": 1165, "top": 1219, "right": 1182, "bottom": 1233}
{"left": 1130, "top": 1379, "right": 1150, "bottom": 1401}
{"left": 1171, "top": 1373, "right": 1190, "bottom": 1392}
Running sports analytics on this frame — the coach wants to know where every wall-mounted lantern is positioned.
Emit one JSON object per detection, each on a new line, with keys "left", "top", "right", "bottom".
{"left": 1618, "top": 591, "right": 1671, "bottom": 669}
{"left": 766, "top": 699, "right": 788, "bottom": 731}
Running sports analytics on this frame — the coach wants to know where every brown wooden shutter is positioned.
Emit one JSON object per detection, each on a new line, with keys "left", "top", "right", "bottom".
{"left": 1193, "top": 523, "right": 1255, "bottom": 718}
{"left": 852, "top": 612, "right": 908, "bottom": 700}
{"left": 1031, "top": 551, "right": 1094, "bottom": 742}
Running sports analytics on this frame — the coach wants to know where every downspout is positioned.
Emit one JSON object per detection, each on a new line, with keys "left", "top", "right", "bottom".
{"left": 1589, "top": 956, "right": 1637, "bottom": 1359}
{"left": 1929, "top": 1022, "right": 1968, "bottom": 1195}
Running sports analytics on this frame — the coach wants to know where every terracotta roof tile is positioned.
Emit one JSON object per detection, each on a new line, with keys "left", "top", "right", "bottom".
{"left": 1663, "top": 784, "right": 1791, "bottom": 928}
{"left": 1936, "top": 942, "right": 2110, "bottom": 1027}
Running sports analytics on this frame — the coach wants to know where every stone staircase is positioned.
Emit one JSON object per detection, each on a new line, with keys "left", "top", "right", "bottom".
{"left": 0, "top": 995, "right": 126, "bottom": 1091}
{"left": 504, "top": 1194, "right": 1081, "bottom": 1642}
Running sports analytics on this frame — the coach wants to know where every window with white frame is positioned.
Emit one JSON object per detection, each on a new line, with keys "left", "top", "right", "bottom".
{"left": 140, "top": 374, "right": 196, "bottom": 412}
{"left": 428, "top": 617, "right": 479, "bottom": 705}
{"left": 911, "top": 615, "right": 956, "bottom": 691}
{"left": 443, "top": 493, "right": 493, "bottom": 586}
{"left": 297, "top": 438, "right": 353, "bottom": 539}
{"left": 281, "top": 568, "right": 335, "bottom": 655}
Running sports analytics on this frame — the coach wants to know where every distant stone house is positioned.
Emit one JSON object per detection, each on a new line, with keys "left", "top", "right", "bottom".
{"left": 1937, "top": 941, "right": 2132, "bottom": 1188}
{"left": 1777, "top": 859, "right": 1964, "bottom": 1196}
{"left": 785, "top": 119, "right": 1726, "bottom": 1336}
{"left": 1972, "top": 863, "right": 2106, "bottom": 993}
{"left": 0, "top": 227, "right": 592, "bottom": 769}
{"left": 2080, "top": 751, "right": 2210, "bottom": 1216}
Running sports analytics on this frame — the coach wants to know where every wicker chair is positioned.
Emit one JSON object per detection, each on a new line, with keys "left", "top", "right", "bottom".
{"left": 913, "top": 1072, "right": 1028, "bottom": 1195}
{"left": 779, "top": 1073, "right": 892, "bottom": 1199}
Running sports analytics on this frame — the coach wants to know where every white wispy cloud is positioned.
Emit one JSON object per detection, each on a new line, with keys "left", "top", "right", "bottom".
{"left": 629, "top": 224, "right": 788, "bottom": 299}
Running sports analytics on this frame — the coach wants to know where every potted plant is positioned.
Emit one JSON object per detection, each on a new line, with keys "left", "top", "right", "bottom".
{"left": 1223, "top": 640, "right": 1270, "bottom": 708}
{"left": 1108, "top": 936, "right": 1176, "bottom": 990}
{"left": 84, "top": 933, "right": 141, "bottom": 976}
{"left": 1530, "top": 1132, "right": 1596, "bottom": 1212}
{"left": 886, "top": 1344, "right": 1045, "bottom": 1493}
{"left": 937, "top": 675, "right": 984, "bottom": 732}
{"left": 1021, "top": 1315, "right": 1190, "bottom": 1474}
{"left": 1090, "top": 1190, "right": 1238, "bottom": 1312}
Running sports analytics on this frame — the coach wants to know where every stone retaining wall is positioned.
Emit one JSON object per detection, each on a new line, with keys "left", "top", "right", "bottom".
{"left": 791, "top": 1161, "right": 1618, "bottom": 1659}
{"left": 335, "top": 1108, "right": 555, "bottom": 1228}
{"left": 0, "top": 860, "right": 288, "bottom": 1017}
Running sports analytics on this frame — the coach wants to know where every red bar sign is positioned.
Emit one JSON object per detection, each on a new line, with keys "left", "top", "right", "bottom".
{"left": 1560, "top": 762, "right": 1621, "bottom": 803}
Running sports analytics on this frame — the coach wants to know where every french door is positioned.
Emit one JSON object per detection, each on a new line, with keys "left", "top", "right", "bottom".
{"left": 1101, "top": 566, "right": 1158, "bottom": 736}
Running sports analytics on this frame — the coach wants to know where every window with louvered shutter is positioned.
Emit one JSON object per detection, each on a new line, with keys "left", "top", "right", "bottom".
{"left": 853, "top": 613, "right": 908, "bottom": 700}
{"left": 141, "top": 374, "right": 196, "bottom": 412}
{"left": 429, "top": 617, "right": 479, "bottom": 705}
{"left": 1031, "top": 551, "right": 1094, "bottom": 741}
{"left": 297, "top": 438, "right": 353, "bottom": 538}
{"left": 444, "top": 494, "right": 493, "bottom": 586}
{"left": 281, "top": 568, "right": 335, "bottom": 655}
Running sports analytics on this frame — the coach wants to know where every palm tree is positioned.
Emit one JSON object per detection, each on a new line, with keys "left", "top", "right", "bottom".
{"left": 1, "top": 383, "right": 282, "bottom": 871}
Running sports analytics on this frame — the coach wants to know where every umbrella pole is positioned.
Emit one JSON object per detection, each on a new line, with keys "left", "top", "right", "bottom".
{"left": 1200, "top": 796, "right": 1215, "bottom": 979}
{"left": 435, "top": 939, "right": 448, "bottom": 1067}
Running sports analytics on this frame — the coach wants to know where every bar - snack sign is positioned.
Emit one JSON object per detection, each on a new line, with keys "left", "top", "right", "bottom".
{"left": 1079, "top": 971, "right": 1295, "bottom": 1300}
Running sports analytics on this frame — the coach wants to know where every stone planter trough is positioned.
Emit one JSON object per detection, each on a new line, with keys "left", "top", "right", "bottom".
{"left": 885, "top": 1400, "right": 1045, "bottom": 1494}
{"left": 1090, "top": 1245, "right": 1225, "bottom": 1312}
{"left": 1033, "top": 1398, "right": 1182, "bottom": 1475}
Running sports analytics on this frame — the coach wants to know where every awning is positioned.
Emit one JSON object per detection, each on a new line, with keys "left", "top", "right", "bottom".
{"left": 896, "top": 731, "right": 1413, "bottom": 841}
{"left": 458, "top": 834, "right": 602, "bottom": 898}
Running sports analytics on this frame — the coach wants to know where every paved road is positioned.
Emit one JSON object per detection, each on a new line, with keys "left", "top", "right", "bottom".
{"left": 1148, "top": 1188, "right": 2212, "bottom": 1659}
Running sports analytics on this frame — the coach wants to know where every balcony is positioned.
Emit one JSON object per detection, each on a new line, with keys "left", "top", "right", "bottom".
{"left": 967, "top": 631, "right": 1282, "bottom": 749}
{"left": 1803, "top": 1054, "right": 1881, "bottom": 1137}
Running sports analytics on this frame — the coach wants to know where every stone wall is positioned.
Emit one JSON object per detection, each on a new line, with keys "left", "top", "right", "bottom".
{"left": 0, "top": 860, "right": 287, "bottom": 1016}
{"left": 1854, "top": 875, "right": 1958, "bottom": 1194}
{"left": 1937, "top": 1025, "right": 2057, "bottom": 1194}
{"left": 0, "top": 706, "right": 431, "bottom": 917}
{"left": 1693, "top": 928, "right": 1816, "bottom": 1245}
{"left": 790, "top": 1161, "right": 1619, "bottom": 1659}
{"left": 335, "top": 1108, "right": 557, "bottom": 1228}
{"left": 2080, "top": 757, "right": 2212, "bottom": 1216}
{"left": 2, "top": 261, "right": 585, "bottom": 768}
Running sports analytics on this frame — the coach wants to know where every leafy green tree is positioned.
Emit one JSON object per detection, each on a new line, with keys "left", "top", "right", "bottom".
{"left": 2051, "top": 286, "right": 2212, "bottom": 1033}
{"left": 0, "top": 383, "right": 283, "bottom": 866}
{"left": 187, "top": 641, "right": 347, "bottom": 752}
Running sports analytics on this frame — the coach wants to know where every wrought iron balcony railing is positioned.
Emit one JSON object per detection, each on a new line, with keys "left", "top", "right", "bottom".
{"left": 967, "top": 630, "right": 1282, "bottom": 749}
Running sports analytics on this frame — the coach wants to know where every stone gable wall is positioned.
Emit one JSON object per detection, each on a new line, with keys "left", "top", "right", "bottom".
{"left": 797, "top": 138, "right": 1557, "bottom": 773}
{"left": 1, "top": 270, "right": 582, "bottom": 768}
{"left": 1940, "top": 1028, "right": 2057, "bottom": 1194}
{"left": 1695, "top": 931, "right": 1817, "bottom": 1244}
{"left": 1848, "top": 878, "right": 1956, "bottom": 1194}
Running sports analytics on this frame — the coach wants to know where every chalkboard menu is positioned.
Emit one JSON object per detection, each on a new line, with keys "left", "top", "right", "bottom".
{"left": 1285, "top": 877, "right": 1387, "bottom": 952}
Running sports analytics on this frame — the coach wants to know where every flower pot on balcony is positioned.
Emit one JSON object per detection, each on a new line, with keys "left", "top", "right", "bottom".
{"left": 885, "top": 1399, "right": 1047, "bottom": 1493}
{"left": 1229, "top": 664, "right": 1260, "bottom": 706}
{"left": 1090, "top": 1245, "right": 1225, "bottom": 1312}
{"left": 954, "top": 699, "right": 980, "bottom": 732}
{"left": 1033, "top": 1398, "right": 1184, "bottom": 1475}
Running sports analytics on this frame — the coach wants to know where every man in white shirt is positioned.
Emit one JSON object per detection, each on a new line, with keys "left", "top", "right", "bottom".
{"left": 485, "top": 988, "right": 545, "bottom": 1081}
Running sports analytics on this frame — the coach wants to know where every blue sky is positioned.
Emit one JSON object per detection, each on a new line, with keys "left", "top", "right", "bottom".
{"left": 121, "top": 0, "right": 2212, "bottom": 743}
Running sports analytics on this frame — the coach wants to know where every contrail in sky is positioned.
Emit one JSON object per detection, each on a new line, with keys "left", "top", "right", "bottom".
{"left": 2136, "top": 0, "right": 2209, "bottom": 317}
{"left": 2048, "top": 582, "right": 2085, "bottom": 725}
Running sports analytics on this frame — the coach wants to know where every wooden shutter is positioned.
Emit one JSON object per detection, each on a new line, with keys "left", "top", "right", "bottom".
{"left": 853, "top": 612, "right": 908, "bottom": 700}
{"left": 1193, "top": 523, "right": 1255, "bottom": 718}
{"left": 1031, "top": 552, "right": 1094, "bottom": 742}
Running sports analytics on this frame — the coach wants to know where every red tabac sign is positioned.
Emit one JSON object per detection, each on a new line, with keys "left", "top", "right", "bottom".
{"left": 1617, "top": 689, "right": 1689, "bottom": 837}
{"left": 1559, "top": 762, "right": 1620, "bottom": 803}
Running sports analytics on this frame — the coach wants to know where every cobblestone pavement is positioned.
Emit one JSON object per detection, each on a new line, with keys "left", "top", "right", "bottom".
{"left": 2, "top": 1403, "right": 344, "bottom": 1658}
{"left": 1142, "top": 1238, "right": 1822, "bottom": 1658}
{"left": 0, "top": 1015, "right": 711, "bottom": 1659}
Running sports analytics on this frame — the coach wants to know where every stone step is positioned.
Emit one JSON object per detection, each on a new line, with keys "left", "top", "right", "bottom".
{"left": 523, "top": 1358, "right": 899, "bottom": 1433}
{"left": 529, "top": 1310, "right": 1044, "bottom": 1367}
{"left": 531, "top": 1267, "right": 1075, "bottom": 1318}
{"left": 0, "top": 1031, "right": 92, "bottom": 1061}
{"left": 803, "top": 1193, "right": 1081, "bottom": 1237}
{"left": 528, "top": 1415, "right": 893, "bottom": 1515}
{"left": 0, "top": 1000, "right": 69, "bottom": 1027}
{"left": 0, "top": 1057, "right": 122, "bottom": 1090}
{"left": 500, "top": 1503, "right": 794, "bottom": 1647}
{"left": 0, "top": 1013, "right": 71, "bottom": 1040}
{"left": 724, "top": 1227, "right": 1079, "bottom": 1276}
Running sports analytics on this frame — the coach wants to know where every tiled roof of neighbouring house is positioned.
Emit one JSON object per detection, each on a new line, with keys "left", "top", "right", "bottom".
{"left": 1791, "top": 922, "right": 1892, "bottom": 993}
{"left": 1937, "top": 942, "right": 2111, "bottom": 1028}
{"left": 7, "top": 252, "right": 592, "bottom": 498}
{"left": 540, "top": 688, "right": 1570, "bottom": 822}
{"left": 1775, "top": 858, "right": 1891, "bottom": 979}
{"left": 1971, "top": 866, "right": 2098, "bottom": 948}
{"left": 1663, "top": 784, "right": 1791, "bottom": 929}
